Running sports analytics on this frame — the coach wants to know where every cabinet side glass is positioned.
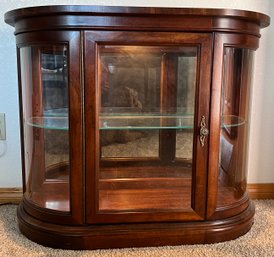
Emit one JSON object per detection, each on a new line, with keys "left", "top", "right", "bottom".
{"left": 217, "top": 47, "right": 254, "bottom": 207}
{"left": 20, "top": 46, "right": 70, "bottom": 212}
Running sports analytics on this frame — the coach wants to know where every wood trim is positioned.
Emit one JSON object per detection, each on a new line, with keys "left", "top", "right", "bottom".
{"left": 5, "top": 6, "right": 270, "bottom": 41}
{"left": 0, "top": 188, "right": 22, "bottom": 204}
{"left": 17, "top": 200, "right": 255, "bottom": 249}
{"left": 247, "top": 183, "right": 274, "bottom": 199}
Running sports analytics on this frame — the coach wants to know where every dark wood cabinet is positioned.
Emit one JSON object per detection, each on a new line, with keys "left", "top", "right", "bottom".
{"left": 5, "top": 6, "right": 269, "bottom": 249}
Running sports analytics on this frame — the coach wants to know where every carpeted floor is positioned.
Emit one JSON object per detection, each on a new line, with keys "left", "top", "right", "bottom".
{"left": 0, "top": 200, "right": 274, "bottom": 256}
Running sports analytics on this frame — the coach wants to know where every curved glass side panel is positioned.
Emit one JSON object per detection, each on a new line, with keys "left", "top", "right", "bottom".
{"left": 217, "top": 47, "right": 254, "bottom": 207}
{"left": 20, "top": 45, "right": 70, "bottom": 211}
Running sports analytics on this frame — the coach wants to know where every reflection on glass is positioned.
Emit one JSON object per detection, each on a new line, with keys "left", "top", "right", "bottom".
{"left": 98, "top": 45, "right": 197, "bottom": 212}
{"left": 20, "top": 45, "right": 70, "bottom": 211}
{"left": 100, "top": 48, "right": 161, "bottom": 158}
{"left": 218, "top": 48, "right": 254, "bottom": 207}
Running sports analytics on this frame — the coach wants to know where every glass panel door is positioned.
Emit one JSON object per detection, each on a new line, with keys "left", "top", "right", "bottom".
{"left": 98, "top": 45, "right": 197, "bottom": 212}
{"left": 85, "top": 31, "right": 212, "bottom": 223}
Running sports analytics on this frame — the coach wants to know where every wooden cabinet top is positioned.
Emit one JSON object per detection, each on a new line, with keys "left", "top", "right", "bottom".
{"left": 5, "top": 6, "right": 270, "bottom": 36}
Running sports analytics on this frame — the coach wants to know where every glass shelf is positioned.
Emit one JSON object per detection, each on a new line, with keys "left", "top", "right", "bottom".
{"left": 221, "top": 115, "right": 246, "bottom": 129}
{"left": 26, "top": 114, "right": 246, "bottom": 131}
{"left": 26, "top": 108, "right": 69, "bottom": 130}
{"left": 100, "top": 115, "right": 193, "bottom": 130}
{"left": 26, "top": 116, "right": 68, "bottom": 130}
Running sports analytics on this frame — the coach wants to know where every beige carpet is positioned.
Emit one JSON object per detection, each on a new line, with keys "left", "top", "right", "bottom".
{"left": 0, "top": 200, "right": 274, "bottom": 257}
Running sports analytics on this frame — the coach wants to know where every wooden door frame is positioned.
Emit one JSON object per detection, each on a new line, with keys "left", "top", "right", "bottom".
{"left": 84, "top": 31, "right": 212, "bottom": 224}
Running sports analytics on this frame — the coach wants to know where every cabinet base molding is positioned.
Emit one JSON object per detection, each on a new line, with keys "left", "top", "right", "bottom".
{"left": 247, "top": 183, "right": 274, "bottom": 199}
{"left": 0, "top": 188, "right": 22, "bottom": 204}
{"left": 17, "top": 201, "right": 255, "bottom": 250}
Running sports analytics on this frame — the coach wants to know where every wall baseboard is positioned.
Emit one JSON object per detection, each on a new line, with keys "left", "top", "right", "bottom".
{"left": 0, "top": 187, "right": 22, "bottom": 204}
{"left": 247, "top": 183, "right": 274, "bottom": 199}
{"left": 0, "top": 184, "right": 273, "bottom": 204}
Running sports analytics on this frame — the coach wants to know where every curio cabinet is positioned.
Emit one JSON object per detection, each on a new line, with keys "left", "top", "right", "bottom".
{"left": 5, "top": 6, "right": 270, "bottom": 249}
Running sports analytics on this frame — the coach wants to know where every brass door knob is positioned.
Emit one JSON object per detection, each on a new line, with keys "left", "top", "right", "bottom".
{"left": 200, "top": 127, "right": 209, "bottom": 136}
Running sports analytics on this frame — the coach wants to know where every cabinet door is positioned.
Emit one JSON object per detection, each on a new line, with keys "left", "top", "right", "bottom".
{"left": 84, "top": 31, "right": 212, "bottom": 223}
{"left": 17, "top": 31, "right": 83, "bottom": 224}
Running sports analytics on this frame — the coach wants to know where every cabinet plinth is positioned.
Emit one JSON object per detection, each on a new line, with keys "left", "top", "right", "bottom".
{"left": 5, "top": 6, "right": 269, "bottom": 249}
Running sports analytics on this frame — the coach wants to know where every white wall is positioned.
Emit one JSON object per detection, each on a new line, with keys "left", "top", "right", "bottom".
{"left": 0, "top": 0, "right": 273, "bottom": 187}
{"left": 248, "top": 5, "right": 274, "bottom": 183}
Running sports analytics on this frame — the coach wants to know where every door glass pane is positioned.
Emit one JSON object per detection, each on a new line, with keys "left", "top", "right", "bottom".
{"left": 217, "top": 48, "right": 254, "bottom": 207}
{"left": 20, "top": 45, "right": 70, "bottom": 211}
{"left": 98, "top": 45, "right": 197, "bottom": 212}
{"left": 100, "top": 48, "right": 161, "bottom": 158}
